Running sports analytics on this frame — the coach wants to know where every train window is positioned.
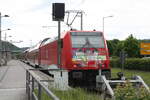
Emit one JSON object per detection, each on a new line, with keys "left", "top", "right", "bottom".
{"left": 71, "top": 32, "right": 105, "bottom": 48}
{"left": 71, "top": 32, "right": 102, "bottom": 36}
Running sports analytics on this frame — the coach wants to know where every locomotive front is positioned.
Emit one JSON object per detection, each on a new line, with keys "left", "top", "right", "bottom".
{"left": 68, "top": 31, "right": 111, "bottom": 87}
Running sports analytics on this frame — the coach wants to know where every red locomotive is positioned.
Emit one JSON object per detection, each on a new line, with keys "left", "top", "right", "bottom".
{"left": 24, "top": 30, "right": 111, "bottom": 87}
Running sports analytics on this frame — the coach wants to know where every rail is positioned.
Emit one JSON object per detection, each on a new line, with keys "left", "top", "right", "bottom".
{"left": 26, "top": 69, "right": 60, "bottom": 100}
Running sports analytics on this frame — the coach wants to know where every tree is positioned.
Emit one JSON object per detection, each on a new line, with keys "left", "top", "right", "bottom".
{"left": 107, "top": 40, "right": 114, "bottom": 56}
{"left": 124, "top": 34, "right": 140, "bottom": 58}
{"left": 113, "top": 41, "right": 124, "bottom": 56}
{"left": 107, "top": 39, "right": 120, "bottom": 56}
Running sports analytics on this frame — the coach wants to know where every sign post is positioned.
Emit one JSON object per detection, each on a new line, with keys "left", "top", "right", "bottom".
{"left": 120, "top": 50, "right": 126, "bottom": 72}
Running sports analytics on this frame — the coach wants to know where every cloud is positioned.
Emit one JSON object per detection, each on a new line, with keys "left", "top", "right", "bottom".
{"left": 1, "top": 0, "right": 150, "bottom": 47}
{"left": 80, "top": 0, "right": 150, "bottom": 40}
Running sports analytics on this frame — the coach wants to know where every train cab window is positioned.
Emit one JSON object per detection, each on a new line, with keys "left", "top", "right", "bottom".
{"left": 71, "top": 32, "right": 105, "bottom": 48}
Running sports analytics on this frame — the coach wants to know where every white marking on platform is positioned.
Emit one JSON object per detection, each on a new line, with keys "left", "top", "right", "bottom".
{"left": 0, "top": 88, "right": 26, "bottom": 91}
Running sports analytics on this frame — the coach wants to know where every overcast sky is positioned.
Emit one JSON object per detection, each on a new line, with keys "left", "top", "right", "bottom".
{"left": 0, "top": 0, "right": 150, "bottom": 47}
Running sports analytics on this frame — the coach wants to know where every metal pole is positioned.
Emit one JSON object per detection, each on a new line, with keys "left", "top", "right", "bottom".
{"left": 28, "top": 71, "right": 31, "bottom": 100}
{"left": 4, "top": 32, "right": 7, "bottom": 65}
{"left": 26, "top": 70, "right": 28, "bottom": 93}
{"left": 102, "top": 16, "right": 113, "bottom": 34}
{"left": 102, "top": 17, "right": 104, "bottom": 33}
{"left": 121, "top": 50, "right": 125, "bottom": 73}
{"left": 0, "top": 12, "right": 2, "bottom": 66}
{"left": 38, "top": 84, "right": 42, "bottom": 100}
{"left": 32, "top": 76, "right": 34, "bottom": 100}
{"left": 81, "top": 12, "right": 83, "bottom": 30}
{"left": 57, "top": 21, "right": 61, "bottom": 67}
{"left": 57, "top": 21, "right": 62, "bottom": 76}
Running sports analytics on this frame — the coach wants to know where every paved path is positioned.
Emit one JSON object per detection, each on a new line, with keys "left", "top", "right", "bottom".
{"left": 0, "top": 60, "right": 28, "bottom": 100}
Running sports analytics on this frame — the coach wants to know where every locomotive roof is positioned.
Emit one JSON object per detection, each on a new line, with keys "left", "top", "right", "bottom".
{"left": 28, "top": 30, "right": 103, "bottom": 52}
{"left": 28, "top": 41, "right": 43, "bottom": 52}
{"left": 39, "top": 30, "right": 103, "bottom": 46}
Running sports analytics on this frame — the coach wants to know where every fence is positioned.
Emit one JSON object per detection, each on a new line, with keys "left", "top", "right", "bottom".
{"left": 26, "top": 69, "right": 60, "bottom": 100}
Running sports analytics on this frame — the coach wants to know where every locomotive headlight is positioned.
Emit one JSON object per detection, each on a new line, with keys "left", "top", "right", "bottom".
{"left": 72, "top": 59, "right": 87, "bottom": 67}
{"left": 73, "top": 64, "right": 77, "bottom": 68}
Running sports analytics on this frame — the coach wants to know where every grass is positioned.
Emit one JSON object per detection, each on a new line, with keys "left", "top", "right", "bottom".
{"left": 112, "top": 68, "right": 150, "bottom": 86}
{"left": 34, "top": 89, "right": 49, "bottom": 100}
{"left": 51, "top": 88, "right": 101, "bottom": 100}
{"left": 34, "top": 68, "right": 150, "bottom": 100}
{"left": 34, "top": 87, "right": 102, "bottom": 100}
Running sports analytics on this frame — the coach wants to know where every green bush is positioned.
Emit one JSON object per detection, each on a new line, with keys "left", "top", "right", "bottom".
{"left": 110, "top": 58, "right": 120, "bottom": 68}
{"left": 110, "top": 58, "right": 150, "bottom": 71}
{"left": 114, "top": 81, "right": 150, "bottom": 100}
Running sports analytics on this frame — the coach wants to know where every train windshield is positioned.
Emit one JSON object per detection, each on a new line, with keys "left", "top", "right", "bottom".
{"left": 71, "top": 32, "right": 105, "bottom": 48}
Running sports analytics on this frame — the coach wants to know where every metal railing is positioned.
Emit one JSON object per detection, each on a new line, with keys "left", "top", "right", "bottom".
{"left": 26, "top": 69, "right": 60, "bottom": 100}
{"left": 97, "top": 75, "right": 150, "bottom": 100}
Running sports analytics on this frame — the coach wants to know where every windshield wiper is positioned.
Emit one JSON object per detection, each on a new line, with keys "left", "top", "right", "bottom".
{"left": 78, "top": 37, "right": 99, "bottom": 52}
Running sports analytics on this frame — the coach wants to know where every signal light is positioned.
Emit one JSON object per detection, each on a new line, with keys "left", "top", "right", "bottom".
{"left": 52, "top": 3, "right": 65, "bottom": 21}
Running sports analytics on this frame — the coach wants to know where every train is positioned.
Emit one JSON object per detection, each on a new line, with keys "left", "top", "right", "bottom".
{"left": 22, "top": 30, "right": 111, "bottom": 88}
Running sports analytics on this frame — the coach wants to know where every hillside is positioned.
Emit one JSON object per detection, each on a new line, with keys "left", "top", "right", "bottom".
{"left": 1, "top": 41, "right": 27, "bottom": 52}
{"left": 20, "top": 47, "right": 29, "bottom": 51}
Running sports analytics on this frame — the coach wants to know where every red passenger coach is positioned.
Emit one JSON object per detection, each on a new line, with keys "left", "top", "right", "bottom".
{"left": 26, "top": 30, "right": 111, "bottom": 87}
{"left": 39, "top": 31, "right": 110, "bottom": 87}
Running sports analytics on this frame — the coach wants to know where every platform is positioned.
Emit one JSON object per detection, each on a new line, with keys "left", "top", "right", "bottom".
{"left": 0, "top": 60, "right": 28, "bottom": 100}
